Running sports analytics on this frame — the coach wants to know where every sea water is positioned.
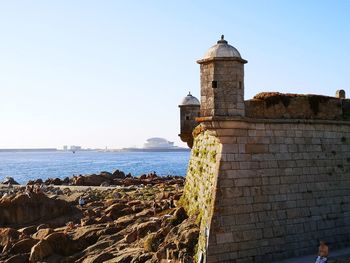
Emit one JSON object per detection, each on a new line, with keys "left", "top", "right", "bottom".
{"left": 0, "top": 151, "right": 190, "bottom": 184}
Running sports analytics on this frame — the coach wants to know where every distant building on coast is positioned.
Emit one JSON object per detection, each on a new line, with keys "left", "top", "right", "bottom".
{"left": 122, "top": 137, "right": 189, "bottom": 152}
{"left": 143, "top": 137, "right": 175, "bottom": 149}
{"left": 70, "top": 145, "right": 82, "bottom": 151}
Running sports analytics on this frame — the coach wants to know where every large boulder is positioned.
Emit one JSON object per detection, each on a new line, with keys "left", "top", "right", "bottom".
{"left": 82, "top": 252, "right": 114, "bottom": 263}
{"left": 29, "top": 239, "right": 53, "bottom": 263}
{"left": 125, "top": 229, "right": 138, "bottom": 243}
{"left": 112, "top": 169, "right": 125, "bottom": 179}
{"left": 99, "top": 171, "right": 115, "bottom": 181}
{"left": 4, "top": 254, "right": 30, "bottom": 263}
{"left": 1, "top": 177, "right": 19, "bottom": 185}
{"left": 0, "top": 193, "right": 71, "bottom": 226}
{"left": 8, "top": 238, "right": 38, "bottom": 254}
{"left": 27, "top": 179, "right": 43, "bottom": 185}
{"left": 45, "top": 178, "right": 62, "bottom": 185}
{"left": 105, "top": 203, "right": 128, "bottom": 219}
{"left": 177, "top": 228, "right": 199, "bottom": 252}
{"left": 73, "top": 174, "right": 106, "bottom": 186}
{"left": 18, "top": 226, "right": 37, "bottom": 236}
{"left": 44, "top": 232, "right": 76, "bottom": 255}
{"left": 170, "top": 207, "right": 188, "bottom": 226}
{"left": 136, "top": 221, "right": 160, "bottom": 238}
{"left": 0, "top": 228, "right": 20, "bottom": 247}
{"left": 32, "top": 228, "right": 54, "bottom": 240}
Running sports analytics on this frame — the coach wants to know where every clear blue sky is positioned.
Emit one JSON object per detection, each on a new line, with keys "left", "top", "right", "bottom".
{"left": 0, "top": 1, "right": 349, "bottom": 149}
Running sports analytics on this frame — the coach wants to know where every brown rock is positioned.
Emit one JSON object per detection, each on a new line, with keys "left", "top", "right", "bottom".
{"left": 1, "top": 177, "right": 19, "bottom": 185}
{"left": 127, "top": 200, "right": 141, "bottom": 206}
{"left": 84, "top": 209, "right": 96, "bottom": 217}
{"left": 29, "top": 239, "right": 53, "bottom": 263}
{"left": 36, "top": 224, "right": 50, "bottom": 231}
{"left": 74, "top": 174, "right": 106, "bottom": 186}
{"left": 177, "top": 228, "right": 199, "bottom": 252}
{"left": 44, "top": 232, "right": 76, "bottom": 256}
{"left": 81, "top": 217, "right": 97, "bottom": 226}
{"left": 82, "top": 252, "right": 114, "bottom": 263}
{"left": 136, "top": 221, "right": 160, "bottom": 238}
{"left": 32, "top": 228, "right": 54, "bottom": 240}
{"left": 96, "top": 215, "right": 112, "bottom": 224}
{"left": 143, "top": 233, "right": 158, "bottom": 252}
{"left": 0, "top": 193, "right": 71, "bottom": 226}
{"left": 81, "top": 240, "right": 112, "bottom": 255}
{"left": 112, "top": 169, "right": 125, "bottom": 179}
{"left": 0, "top": 228, "right": 20, "bottom": 248}
{"left": 8, "top": 238, "right": 38, "bottom": 254}
{"left": 133, "top": 253, "right": 153, "bottom": 263}
{"left": 99, "top": 171, "right": 114, "bottom": 180}
{"left": 170, "top": 207, "right": 188, "bottom": 226}
{"left": 132, "top": 205, "right": 146, "bottom": 214}
{"left": 125, "top": 229, "right": 138, "bottom": 243}
{"left": 51, "top": 178, "right": 62, "bottom": 185}
{"left": 18, "top": 226, "right": 37, "bottom": 236}
{"left": 115, "top": 215, "right": 136, "bottom": 229}
{"left": 111, "top": 254, "right": 133, "bottom": 263}
{"left": 4, "top": 253, "right": 30, "bottom": 263}
{"left": 105, "top": 203, "right": 127, "bottom": 219}
{"left": 9, "top": 238, "right": 39, "bottom": 255}
{"left": 135, "top": 208, "right": 154, "bottom": 218}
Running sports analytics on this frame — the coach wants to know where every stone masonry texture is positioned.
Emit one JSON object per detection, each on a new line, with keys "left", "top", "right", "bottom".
{"left": 182, "top": 119, "right": 350, "bottom": 263}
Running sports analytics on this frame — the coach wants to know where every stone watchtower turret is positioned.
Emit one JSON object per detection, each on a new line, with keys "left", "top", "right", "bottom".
{"left": 197, "top": 35, "right": 247, "bottom": 117}
{"left": 179, "top": 92, "right": 200, "bottom": 148}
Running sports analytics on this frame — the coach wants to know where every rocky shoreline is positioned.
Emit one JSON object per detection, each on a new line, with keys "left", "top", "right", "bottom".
{"left": 0, "top": 171, "right": 199, "bottom": 263}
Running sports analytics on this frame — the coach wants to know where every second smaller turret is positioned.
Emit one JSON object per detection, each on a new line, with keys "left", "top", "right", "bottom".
{"left": 179, "top": 92, "right": 200, "bottom": 148}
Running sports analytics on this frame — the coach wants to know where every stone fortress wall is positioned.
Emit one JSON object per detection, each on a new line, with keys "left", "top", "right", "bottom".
{"left": 186, "top": 118, "right": 350, "bottom": 263}
{"left": 179, "top": 36, "right": 350, "bottom": 262}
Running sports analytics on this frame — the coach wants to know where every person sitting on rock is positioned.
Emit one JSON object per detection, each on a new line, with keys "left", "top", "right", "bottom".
{"left": 79, "top": 196, "right": 85, "bottom": 207}
{"left": 315, "top": 241, "right": 329, "bottom": 263}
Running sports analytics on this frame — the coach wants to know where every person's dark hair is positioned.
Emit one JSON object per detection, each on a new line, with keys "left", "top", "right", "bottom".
{"left": 319, "top": 240, "right": 329, "bottom": 246}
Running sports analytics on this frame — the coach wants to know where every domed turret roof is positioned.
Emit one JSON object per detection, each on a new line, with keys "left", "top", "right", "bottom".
{"left": 204, "top": 35, "right": 241, "bottom": 59}
{"left": 180, "top": 92, "right": 200, "bottom": 106}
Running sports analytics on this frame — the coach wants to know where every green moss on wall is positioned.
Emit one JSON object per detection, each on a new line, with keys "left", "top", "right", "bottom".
{"left": 179, "top": 130, "right": 221, "bottom": 262}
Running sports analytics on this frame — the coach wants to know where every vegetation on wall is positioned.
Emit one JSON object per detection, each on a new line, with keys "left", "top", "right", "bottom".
{"left": 179, "top": 129, "right": 221, "bottom": 262}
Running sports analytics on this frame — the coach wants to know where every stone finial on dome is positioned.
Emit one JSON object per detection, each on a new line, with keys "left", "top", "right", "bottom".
{"left": 217, "top": 34, "right": 228, "bottom": 44}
